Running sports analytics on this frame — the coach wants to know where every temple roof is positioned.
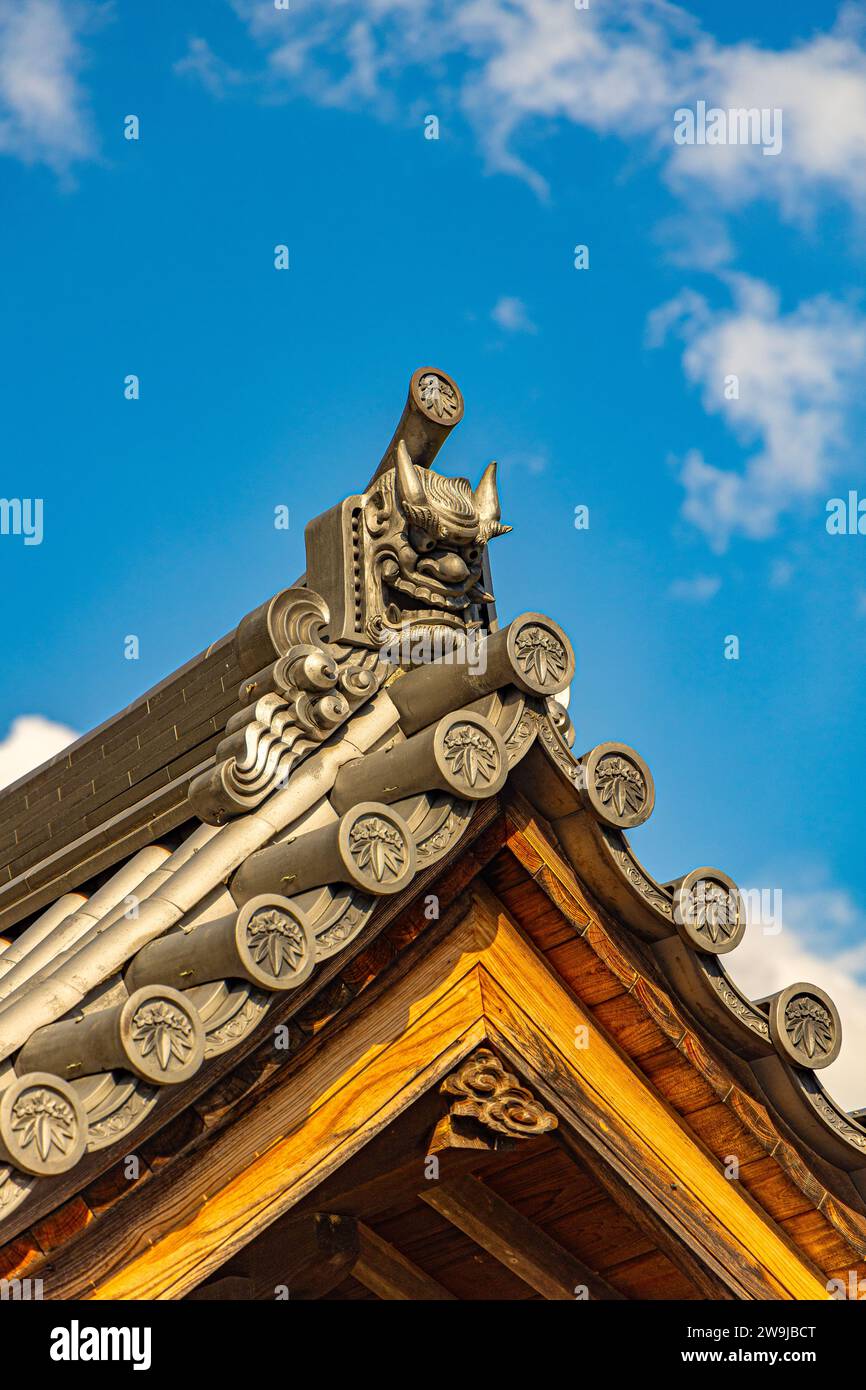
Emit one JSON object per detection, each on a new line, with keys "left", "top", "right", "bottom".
{"left": 0, "top": 367, "right": 863, "bottom": 1296}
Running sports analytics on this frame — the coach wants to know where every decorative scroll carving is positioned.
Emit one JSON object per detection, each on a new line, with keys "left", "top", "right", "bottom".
{"left": 810, "top": 1092, "right": 866, "bottom": 1148}
{"left": 204, "top": 992, "right": 269, "bottom": 1055}
{"left": 698, "top": 956, "right": 771, "bottom": 1039}
{"left": 441, "top": 1047, "right": 558, "bottom": 1140}
{"left": 187, "top": 980, "right": 272, "bottom": 1059}
{"left": 312, "top": 894, "right": 371, "bottom": 957}
{"left": 235, "top": 587, "right": 333, "bottom": 674}
{"left": 415, "top": 804, "right": 468, "bottom": 863}
{"left": 83, "top": 1077, "right": 158, "bottom": 1149}
{"left": 190, "top": 589, "right": 389, "bottom": 824}
{"left": 88, "top": 1096, "right": 146, "bottom": 1144}
{"left": 535, "top": 706, "right": 582, "bottom": 784}
{"left": 601, "top": 828, "right": 674, "bottom": 919}
{"left": 546, "top": 696, "right": 575, "bottom": 748}
{"left": 193, "top": 694, "right": 312, "bottom": 822}
{"left": 505, "top": 709, "right": 537, "bottom": 764}
{"left": 798, "top": 1073, "right": 866, "bottom": 1151}
{"left": 768, "top": 983, "right": 842, "bottom": 1070}
{"left": 0, "top": 1166, "right": 34, "bottom": 1218}
{"left": 382, "top": 788, "right": 475, "bottom": 870}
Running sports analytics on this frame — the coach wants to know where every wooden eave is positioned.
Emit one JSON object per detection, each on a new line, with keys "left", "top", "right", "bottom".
{"left": 3, "top": 792, "right": 863, "bottom": 1300}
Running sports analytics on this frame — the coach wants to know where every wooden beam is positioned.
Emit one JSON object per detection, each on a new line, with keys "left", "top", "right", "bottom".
{"left": 219, "top": 1208, "right": 453, "bottom": 1301}
{"left": 211, "top": 1210, "right": 358, "bottom": 1300}
{"left": 353, "top": 1224, "right": 455, "bottom": 1300}
{"left": 231, "top": 1211, "right": 360, "bottom": 1300}
{"left": 421, "top": 1172, "right": 623, "bottom": 1300}
{"left": 554, "top": 1129, "right": 735, "bottom": 1300}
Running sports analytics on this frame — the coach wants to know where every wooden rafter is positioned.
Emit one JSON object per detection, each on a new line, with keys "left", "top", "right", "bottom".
{"left": 353, "top": 1223, "right": 455, "bottom": 1301}
{"left": 420, "top": 1172, "right": 623, "bottom": 1300}
{"left": 191, "top": 1210, "right": 453, "bottom": 1301}
{"left": 553, "top": 1129, "right": 735, "bottom": 1301}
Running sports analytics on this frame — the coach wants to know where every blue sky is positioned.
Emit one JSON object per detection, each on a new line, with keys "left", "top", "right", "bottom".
{"left": 1, "top": 0, "right": 866, "bottom": 1097}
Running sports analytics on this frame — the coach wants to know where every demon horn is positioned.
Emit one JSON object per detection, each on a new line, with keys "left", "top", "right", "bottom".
{"left": 474, "top": 461, "right": 512, "bottom": 538}
{"left": 395, "top": 438, "right": 427, "bottom": 510}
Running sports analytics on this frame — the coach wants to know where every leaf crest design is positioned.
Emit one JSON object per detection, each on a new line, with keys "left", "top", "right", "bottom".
{"left": 785, "top": 997, "right": 834, "bottom": 1058}
{"left": 442, "top": 725, "right": 498, "bottom": 787}
{"left": 246, "top": 908, "right": 307, "bottom": 978}
{"left": 11, "top": 1089, "right": 75, "bottom": 1161}
{"left": 684, "top": 879, "right": 738, "bottom": 944}
{"left": 418, "top": 373, "right": 458, "bottom": 420}
{"left": 132, "top": 1002, "right": 194, "bottom": 1071}
{"left": 348, "top": 817, "right": 406, "bottom": 882}
{"left": 594, "top": 755, "right": 646, "bottom": 820}
{"left": 514, "top": 626, "right": 567, "bottom": 686}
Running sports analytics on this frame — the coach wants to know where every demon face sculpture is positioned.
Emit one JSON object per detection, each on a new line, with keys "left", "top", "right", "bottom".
{"left": 371, "top": 440, "right": 509, "bottom": 631}
{"left": 304, "top": 439, "right": 511, "bottom": 651}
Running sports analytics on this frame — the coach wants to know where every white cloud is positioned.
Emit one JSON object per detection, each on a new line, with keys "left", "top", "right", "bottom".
{"left": 210, "top": 0, "right": 866, "bottom": 218}
{"left": 649, "top": 275, "right": 866, "bottom": 548}
{"left": 769, "top": 557, "right": 795, "bottom": 588}
{"left": 667, "top": 574, "right": 721, "bottom": 602}
{"left": 734, "top": 885, "right": 866, "bottom": 1109}
{"left": 668, "top": 31, "right": 866, "bottom": 217}
{"left": 174, "top": 37, "right": 245, "bottom": 98}
{"left": 0, "top": 714, "right": 79, "bottom": 791}
{"left": 491, "top": 295, "right": 536, "bottom": 334}
{"left": 0, "top": 0, "right": 96, "bottom": 171}
{"left": 218, "top": 0, "right": 687, "bottom": 198}
{"left": 654, "top": 212, "right": 735, "bottom": 272}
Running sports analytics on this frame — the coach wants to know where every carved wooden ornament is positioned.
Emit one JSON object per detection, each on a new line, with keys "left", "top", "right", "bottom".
{"left": 441, "top": 1048, "right": 558, "bottom": 1140}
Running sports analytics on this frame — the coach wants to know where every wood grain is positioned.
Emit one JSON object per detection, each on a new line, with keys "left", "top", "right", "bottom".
{"left": 420, "top": 1173, "right": 623, "bottom": 1300}
{"left": 354, "top": 1222, "right": 455, "bottom": 1300}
